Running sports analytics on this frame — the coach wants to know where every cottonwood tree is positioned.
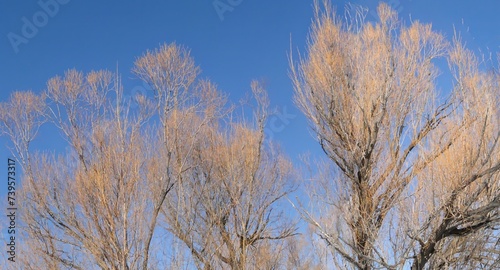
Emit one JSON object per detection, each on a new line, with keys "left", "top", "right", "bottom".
{"left": 0, "top": 70, "right": 165, "bottom": 269}
{"left": 132, "top": 43, "right": 204, "bottom": 270}
{"left": 291, "top": 1, "right": 499, "bottom": 269}
{"left": 134, "top": 45, "right": 298, "bottom": 269}
{"left": 406, "top": 42, "right": 500, "bottom": 269}
{"left": 0, "top": 91, "right": 46, "bottom": 168}
{"left": 162, "top": 112, "right": 297, "bottom": 270}
{"left": 1, "top": 43, "right": 298, "bottom": 269}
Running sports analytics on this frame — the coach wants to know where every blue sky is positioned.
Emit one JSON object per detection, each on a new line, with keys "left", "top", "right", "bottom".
{"left": 0, "top": 0, "right": 499, "bottom": 207}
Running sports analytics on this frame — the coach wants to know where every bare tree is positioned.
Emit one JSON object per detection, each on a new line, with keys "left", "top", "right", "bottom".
{"left": 132, "top": 43, "right": 203, "bottom": 270}
{"left": 147, "top": 77, "right": 298, "bottom": 270}
{"left": 1, "top": 43, "right": 299, "bottom": 269}
{"left": 291, "top": 1, "right": 499, "bottom": 269}
{"left": 0, "top": 91, "right": 46, "bottom": 167}
{"left": 0, "top": 69, "right": 167, "bottom": 269}
{"left": 406, "top": 41, "right": 500, "bottom": 270}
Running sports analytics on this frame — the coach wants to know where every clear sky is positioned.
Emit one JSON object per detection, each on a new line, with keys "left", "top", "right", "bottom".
{"left": 0, "top": 0, "right": 499, "bottom": 203}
